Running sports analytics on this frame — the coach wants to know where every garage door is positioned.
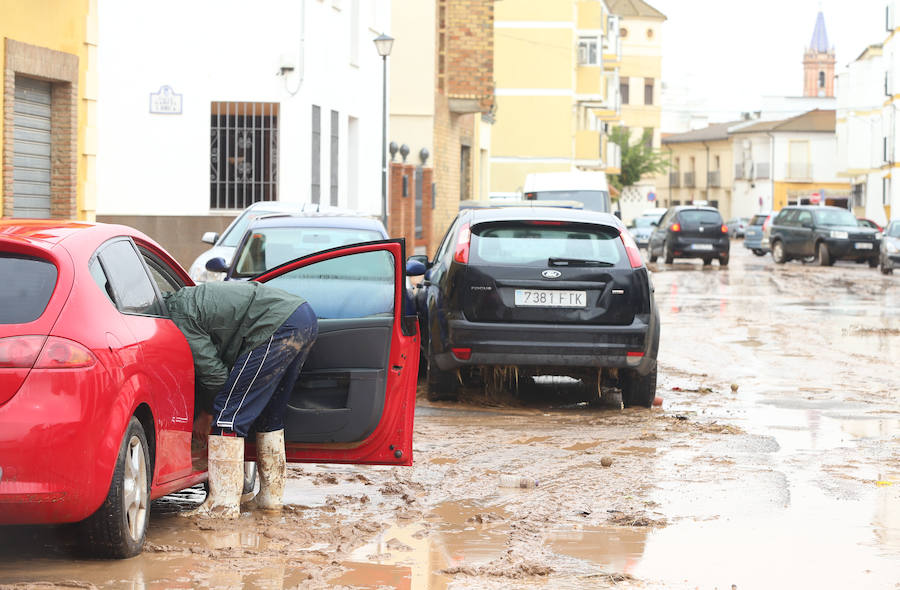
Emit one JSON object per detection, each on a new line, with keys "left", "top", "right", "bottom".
{"left": 13, "top": 76, "right": 52, "bottom": 218}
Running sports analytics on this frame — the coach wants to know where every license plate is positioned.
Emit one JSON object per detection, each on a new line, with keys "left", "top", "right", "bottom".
{"left": 855, "top": 242, "right": 873, "bottom": 250}
{"left": 692, "top": 243, "right": 714, "bottom": 250}
{"left": 515, "top": 289, "right": 587, "bottom": 307}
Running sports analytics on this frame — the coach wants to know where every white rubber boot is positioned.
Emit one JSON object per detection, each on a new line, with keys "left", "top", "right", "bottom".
{"left": 254, "top": 429, "right": 286, "bottom": 512}
{"left": 188, "top": 435, "right": 244, "bottom": 519}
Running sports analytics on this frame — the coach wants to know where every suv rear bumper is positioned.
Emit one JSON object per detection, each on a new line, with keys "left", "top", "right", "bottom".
{"left": 670, "top": 236, "right": 729, "bottom": 259}
{"left": 434, "top": 316, "right": 658, "bottom": 375}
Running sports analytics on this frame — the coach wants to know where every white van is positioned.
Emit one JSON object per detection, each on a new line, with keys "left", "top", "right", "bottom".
{"left": 522, "top": 171, "right": 612, "bottom": 213}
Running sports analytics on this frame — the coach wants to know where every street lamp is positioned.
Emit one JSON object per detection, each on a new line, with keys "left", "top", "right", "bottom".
{"left": 374, "top": 33, "right": 394, "bottom": 228}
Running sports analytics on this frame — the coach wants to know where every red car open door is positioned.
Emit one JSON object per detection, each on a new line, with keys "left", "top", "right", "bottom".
{"left": 251, "top": 239, "right": 418, "bottom": 466}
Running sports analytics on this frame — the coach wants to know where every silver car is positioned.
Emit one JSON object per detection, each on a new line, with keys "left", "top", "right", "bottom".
{"left": 188, "top": 202, "right": 350, "bottom": 282}
{"left": 880, "top": 220, "right": 900, "bottom": 275}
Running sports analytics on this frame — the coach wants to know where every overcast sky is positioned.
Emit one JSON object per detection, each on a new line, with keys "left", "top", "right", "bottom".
{"left": 650, "top": 0, "right": 886, "bottom": 121}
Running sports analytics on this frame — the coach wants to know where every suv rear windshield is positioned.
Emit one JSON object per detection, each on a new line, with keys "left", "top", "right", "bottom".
{"left": 470, "top": 222, "right": 622, "bottom": 266}
{"left": 678, "top": 210, "right": 722, "bottom": 224}
{"left": 749, "top": 214, "right": 768, "bottom": 226}
{"left": 0, "top": 255, "right": 57, "bottom": 324}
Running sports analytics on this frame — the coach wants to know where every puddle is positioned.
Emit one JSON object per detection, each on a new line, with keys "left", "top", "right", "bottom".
{"left": 544, "top": 525, "right": 650, "bottom": 574}
{"left": 563, "top": 441, "right": 603, "bottom": 451}
{"left": 340, "top": 523, "right": 452, "bottom": 589}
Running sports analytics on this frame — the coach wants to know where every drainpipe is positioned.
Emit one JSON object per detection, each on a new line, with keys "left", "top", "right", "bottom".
{"left": 283, "top": 2, "right": 305, "bottom": 95}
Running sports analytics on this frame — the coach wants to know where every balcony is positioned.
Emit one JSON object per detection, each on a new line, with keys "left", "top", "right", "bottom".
{"left": 576, "top": 129, "right": 600, "bottom": 161}
{"left": 604, "top": 141, "right": 621, "bottom": 173}
{"left": 669, "top": 171, "right": 680, "bottom": 187}
{"left": 576, "top": 67, "right": 603, "bottom": 96}
{"left": 785, "top": 162, "right": 812, "bottom": 180}
{"left": 708, "top": 170, "right": 721, "bottom": 188}
{"left": 683, "top": 171, "right": 695, "bottom": 188}
{"left": 734, "top": 163, "right": 744, "bottom": 180}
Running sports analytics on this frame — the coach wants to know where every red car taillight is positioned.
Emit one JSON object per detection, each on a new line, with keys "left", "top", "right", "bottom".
{"left": 670, "top": 223, "right": 681, "bottom": 232}
{"left": 0, "top": 336, "right": 94, "bottom": 369}
{"left": 619, "top": 230, "right": 644, "bottom": 268}
{"left": 453, "top": 223, "right": 471, "bottom": 264}
{"left": 0, "top": 336, "right": 46, "bottom": 368}
{"left": 721, "top": 224, "right": 729, "bottom": 234}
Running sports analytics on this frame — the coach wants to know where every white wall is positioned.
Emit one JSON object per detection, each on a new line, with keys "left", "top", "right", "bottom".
{"left": 96, "top": 0, "right": 390, "bottom": 217}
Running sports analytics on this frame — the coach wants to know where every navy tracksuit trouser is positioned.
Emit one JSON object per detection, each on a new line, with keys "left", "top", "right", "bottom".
{"left": 211, "top": 302, "right": 318, "bottom": 438}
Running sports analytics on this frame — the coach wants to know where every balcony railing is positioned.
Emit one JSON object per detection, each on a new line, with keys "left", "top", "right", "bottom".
{"left": 683, "top": 171, "right": 695, "bottom": 188}
{"left": 708, "top": 170, "right": 721, "bottom": 187}
{"left": 785, "top": 163, "right": 812, "bottom": 180}
{"left": 669, "top": 171, "right": 680, "bottom": 187}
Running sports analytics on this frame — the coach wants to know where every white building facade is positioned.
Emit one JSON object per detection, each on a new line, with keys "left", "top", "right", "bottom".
{"left": 96, "top": 0, "right": 390, "bottom": 222}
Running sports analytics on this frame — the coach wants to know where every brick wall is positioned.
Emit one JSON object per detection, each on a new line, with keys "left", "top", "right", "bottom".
{"left": 430, "top": 0, "right": 493, "bottom": 254}
{"left": 444, "top": 0, "right": 494, "bottom": 109}
{"left": 388, "top": 162, "right": 434, "bottom": 256}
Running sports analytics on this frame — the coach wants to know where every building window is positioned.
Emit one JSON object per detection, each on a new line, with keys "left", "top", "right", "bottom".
{"left": 330, "top": 110, "right": 339, "bottom": 206}
{"left": 818, "top": 71, "right": 825, "bottom": 89}
{"left": 644, "top": 78, "right": 654, "bottom": 105}
{"left": 460, "top": 145, "right": 471, "bottom": 201}
{"left": 578, "top": 36, "right": 599, "bottom": 65}
{"left": 311, "top": 105, "right": 321, "bottom": 204}
{"left": 643, "top": 127, "right": 653, "bottom": 148}
{"left": 620, "top": 79, "right": 630, "bottom": 105}
{"left": 646, "top": 28, "right": 654, "bottom": 39}
{"left": 210, "top": 102, "right": 278, "bottom": 209}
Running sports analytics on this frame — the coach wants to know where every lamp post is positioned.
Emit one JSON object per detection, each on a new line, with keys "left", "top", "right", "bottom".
{"left": 373, "top": 33, "right": 394, "bottom": 229}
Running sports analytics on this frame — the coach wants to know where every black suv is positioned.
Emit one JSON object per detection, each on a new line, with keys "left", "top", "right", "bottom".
{"left": 412, "top": 207, "right": 660, "bottom": 407}
{"left": 647, "top": 206, "right": 730, "bottom": 266}
{"left": 768, "top": 205, "right": 880, "bottom": 267}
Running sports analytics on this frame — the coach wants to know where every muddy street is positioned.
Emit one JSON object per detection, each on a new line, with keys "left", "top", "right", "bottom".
{"left": 2, "top": 246, "right": 900, "bottom": 589}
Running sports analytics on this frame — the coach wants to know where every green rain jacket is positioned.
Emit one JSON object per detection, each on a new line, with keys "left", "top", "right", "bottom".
{"left": 163, "top": 281, "right": 306, "bottom": 412}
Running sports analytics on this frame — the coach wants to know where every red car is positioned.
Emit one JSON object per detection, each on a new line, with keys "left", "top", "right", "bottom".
{"left": 0, "top": 220, "right": 419, "bottom": 557}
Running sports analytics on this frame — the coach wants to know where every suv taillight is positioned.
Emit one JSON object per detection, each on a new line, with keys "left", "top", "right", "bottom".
{"left": 620, "top": 231, "right": 644, "bottom": 268}
{"left": 721, "top": 224, "right": 729, "bottom": 234}
{"left": 0, "top": 336, "right": 95, "bottom": 369}
{"left": 453, "top": 223, "right": 471, "bottom": 264}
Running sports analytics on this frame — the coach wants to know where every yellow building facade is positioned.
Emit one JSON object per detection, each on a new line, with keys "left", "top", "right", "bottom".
{"left": 662, "top": 121, "right": 737, "bottom": 220}
{"left": 1, "top": 0, "right": 96, "bottom": 220}
{"left": 490, "top": 0, "right": 621, "bottom": 197}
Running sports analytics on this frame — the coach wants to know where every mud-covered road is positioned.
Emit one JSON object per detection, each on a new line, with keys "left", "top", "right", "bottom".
{"left": 2, "top": 245, "right": 899, "bottom": 589}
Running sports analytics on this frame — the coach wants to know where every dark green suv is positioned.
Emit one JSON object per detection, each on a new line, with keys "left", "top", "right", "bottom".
{"left": 768, "top": 205, "right": 880, "bottom": 267}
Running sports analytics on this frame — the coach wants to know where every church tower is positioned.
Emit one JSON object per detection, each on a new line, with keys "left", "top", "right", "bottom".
{"left": 803, "top": 11, "right": 835, "bottom": 97}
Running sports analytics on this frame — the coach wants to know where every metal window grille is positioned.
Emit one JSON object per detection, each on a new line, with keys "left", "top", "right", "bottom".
{"left": 330, "top": 110, "right": 339, "bottom": 206}
{"left": 210, "top": 102, "right": 278, "bottom": 209}
{"left": 311, "top": 105, "right": 321, "bottom": 204}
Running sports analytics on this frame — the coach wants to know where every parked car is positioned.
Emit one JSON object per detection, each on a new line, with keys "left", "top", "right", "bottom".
{"left": 208, "top": 214, "right": 390, "bottom": 280}
{"left": 879, "top": 220, "right": 900, "bottom": 274}
{"left": 857, "top": 218, "right": 883, "bottom": 233}
{"left": 413, "top": 207, "right": 660, "bottom": 407}
{"left": 0, "top": 220, "right": 419, "bottom": 558}
{"left": 768, "top": 205, "right": 881, "bottom": 267}
{"left": 726, "top": 217, "right": 750, "bottom": 238}
{"left": 743, "top": 212, "right": 774, "bottom": 256}
{"left": 647, "top": 206, "right": 730, "bottom": 266}
{"left": 187, "top": 201, "right": 352, "bottom": 283}
{"left": 627, "top": 209, "right": 667, "bottom": 249}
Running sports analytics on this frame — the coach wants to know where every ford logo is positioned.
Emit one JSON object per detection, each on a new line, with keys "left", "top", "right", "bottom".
{"left": 542, "top": 270, "right": 562, "bottom": 279}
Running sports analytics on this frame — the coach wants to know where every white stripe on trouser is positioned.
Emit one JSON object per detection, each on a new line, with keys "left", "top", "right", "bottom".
{"left": 216, "top": 335, "right": 274, "bottom": 430}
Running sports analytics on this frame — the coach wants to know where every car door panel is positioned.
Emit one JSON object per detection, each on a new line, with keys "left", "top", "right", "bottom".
{"left": 251, "top": 239, "right": 418, "bottom": 466}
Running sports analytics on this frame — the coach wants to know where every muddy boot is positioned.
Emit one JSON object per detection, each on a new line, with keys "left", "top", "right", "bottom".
{"left": 254, "top": 429, "right": 286, "bottom": 512}
{"left": 186, "top": 435, "right": 244, "bottom": 519}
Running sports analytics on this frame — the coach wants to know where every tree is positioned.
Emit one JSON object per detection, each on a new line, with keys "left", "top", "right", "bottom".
{"left": 608, "top": 126, "right": 669, "bottom": 193}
